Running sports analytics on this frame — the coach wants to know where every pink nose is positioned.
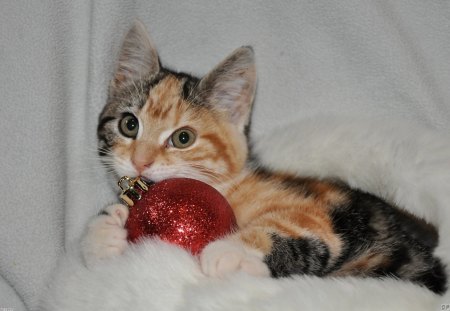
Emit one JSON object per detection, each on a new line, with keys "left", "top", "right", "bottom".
{"left": 132, "top": 158, "right": 153, "bottom": 174}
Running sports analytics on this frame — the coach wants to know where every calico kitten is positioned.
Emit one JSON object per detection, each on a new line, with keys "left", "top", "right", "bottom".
{"left": 82, "top": 21, "right": 447, "bottom": 294}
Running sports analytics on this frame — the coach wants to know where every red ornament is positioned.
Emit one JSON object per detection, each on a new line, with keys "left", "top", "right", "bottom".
{"left": 118, "top": 177, "right": 236, "bottom": 254}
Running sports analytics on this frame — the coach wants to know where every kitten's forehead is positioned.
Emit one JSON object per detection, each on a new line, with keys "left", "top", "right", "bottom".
{"left": 145, "top": 75, "right": 184, "bottom": 118}
{"left": 105, "top": 72, "right": 194, "bottom": 120}
{"left": 140, "top": 74, "right": 202, "bottom": 124}
{"left": 136, "top": 75, "right": 206, "bottom": 141}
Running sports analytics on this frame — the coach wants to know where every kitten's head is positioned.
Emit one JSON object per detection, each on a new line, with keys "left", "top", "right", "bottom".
{"left": 98, "top": 21, "right": 256, "bottom": 187}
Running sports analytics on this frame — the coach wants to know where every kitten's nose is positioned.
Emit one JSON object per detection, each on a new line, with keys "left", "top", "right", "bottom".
{"left": 132, "top": 143, "right": 155, "bottom": 174}
{"left": 132, "top": 157, "right": 154, "bottom": 174}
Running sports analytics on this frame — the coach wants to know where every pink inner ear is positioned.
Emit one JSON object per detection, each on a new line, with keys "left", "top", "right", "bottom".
{"left": 214, "top": 77, "right": 254, "bottom": 129}
{"left": 112, "top": 21, "right": 160, "bottom": 89}
{"left": 197, "top": 47, "right": 256, "bottom": 130}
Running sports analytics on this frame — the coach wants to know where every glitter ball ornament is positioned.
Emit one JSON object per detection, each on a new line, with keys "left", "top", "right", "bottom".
{"left": 118, "top": 176, "right": 236, "bottom": 255}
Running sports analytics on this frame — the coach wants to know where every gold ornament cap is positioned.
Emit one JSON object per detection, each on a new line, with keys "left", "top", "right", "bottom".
{"left": 118, "top": 176, "right": 149, "bottom": 207}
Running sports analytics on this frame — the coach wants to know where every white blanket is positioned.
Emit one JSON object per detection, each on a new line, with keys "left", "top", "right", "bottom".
{"left": 41, "top": 118, "right": 450, "bottom": 310}
{"left": 1, "top": 1, "right": 449, "bottom": 310}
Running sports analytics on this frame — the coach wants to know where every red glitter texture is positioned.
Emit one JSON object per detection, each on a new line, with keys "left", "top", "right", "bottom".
{"left": 125, "top": 178, "right": 236, "bottom": 254}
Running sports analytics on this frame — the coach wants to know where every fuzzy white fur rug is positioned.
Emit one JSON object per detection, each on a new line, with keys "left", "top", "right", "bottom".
{"left": 40, "top": 117, "right": 450, "bottom": 311}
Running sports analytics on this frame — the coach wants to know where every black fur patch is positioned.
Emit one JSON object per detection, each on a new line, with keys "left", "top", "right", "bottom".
{"left": 97, "top": 116, "right": 116, "bottom": 133}
{"left": 329, "top": 189, "right": 447, "bottom": 294}
{"left": 176, "top": 72, "right": 200, "bottom": 102}
{"left": 98, "top": 210, "right": 109, "bottom": 216}
{"left": 412, "top": 258, "right": 448, "bottom": 294}
{"left": 328, "top": 191, "right": 378, "bottom": 270}
{"left": 265, "top": 234, "right": 330, "bottom": 277}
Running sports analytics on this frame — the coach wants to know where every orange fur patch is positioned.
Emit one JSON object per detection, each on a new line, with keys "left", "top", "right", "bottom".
{"left": 224, "top": 172, "right": 345, "bottom": 258}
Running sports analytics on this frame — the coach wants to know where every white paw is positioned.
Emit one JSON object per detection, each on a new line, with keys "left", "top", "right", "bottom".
{"left": 200, "top": 239, "right": 271, "bottom": 278}
{"left": 81, "top": 204, "right": 129, "bottom": 267}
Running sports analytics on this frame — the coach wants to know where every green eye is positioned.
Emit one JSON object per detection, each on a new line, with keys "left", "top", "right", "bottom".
{"left": 119, "top": 114, "right": 139, "bottom": 138}
{"left": 171, "top": 128, "right": 196, "bottom": 149}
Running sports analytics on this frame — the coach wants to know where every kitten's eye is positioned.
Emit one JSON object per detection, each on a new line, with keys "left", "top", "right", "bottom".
{"left": 170, "top": 128, "right": 196, "bottom": 149}
{"left": 119, "top": 113, "right": 139, "bottom": 138}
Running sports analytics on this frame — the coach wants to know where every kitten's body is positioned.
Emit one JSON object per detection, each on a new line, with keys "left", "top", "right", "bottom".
{"left": 83, "top": 21, "right": 447, "bottom": 294}
{"left": 225, "top": 168, "right": 444, "bottom": 291}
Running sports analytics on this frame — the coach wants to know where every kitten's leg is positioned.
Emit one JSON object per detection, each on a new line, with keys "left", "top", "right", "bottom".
{"left": 201, "top": 225, "right": 333, "bottom": 278}
{"left": 81, "top": 204, "right": 129, "bottom": 267}
{"left": 200, "top": 227, "right": 272, "bottom": 278}
{"left": 264, "top": 234, "right": 331, "bottom": 277}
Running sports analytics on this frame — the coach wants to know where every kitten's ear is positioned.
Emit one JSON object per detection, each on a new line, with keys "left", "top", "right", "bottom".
{"left": 111, "top": 20, "right": 160, "bottom": 90}
{"left": 198, "top": 47, "right": 256, "bottom": 131}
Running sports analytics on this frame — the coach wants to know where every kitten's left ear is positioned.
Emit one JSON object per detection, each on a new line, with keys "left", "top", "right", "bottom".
{"left": 111, "top": 20, "right": 160, "bottom": 90}
{"left": 197, "top": 46, "right": 256, "bottom": 132}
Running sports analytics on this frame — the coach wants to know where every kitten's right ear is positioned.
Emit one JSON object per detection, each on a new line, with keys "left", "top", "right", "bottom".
{"left": 197, "top": 47, "right": 256, "bottom": 132}
{"left": 111, "top": 20, "right": 160, "bottom": 90}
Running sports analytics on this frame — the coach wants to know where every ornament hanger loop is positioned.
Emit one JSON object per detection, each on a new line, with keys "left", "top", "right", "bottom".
{"left": 118, "top": 176, "right": 133, "bottom": 191}
{"left": 118, "top": 176, "right": 149, "bottom": 207}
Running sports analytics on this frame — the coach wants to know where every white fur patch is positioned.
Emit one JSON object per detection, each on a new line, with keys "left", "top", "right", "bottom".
{"left": 159, "top": 128, "right": 175, "bottom": 145}
{"left": 80, "top": 204, "right": 129, "bottom": 268}
{"left": 200, "top": 238, "right": 270, "bottom": 278}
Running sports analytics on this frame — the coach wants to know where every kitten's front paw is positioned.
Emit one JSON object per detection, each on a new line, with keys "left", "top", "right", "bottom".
{"left": 81, "top": 204, "right": 129, "bottom": 267}
{"left": 200, "top": 239, "right": 270, "bottom": 278}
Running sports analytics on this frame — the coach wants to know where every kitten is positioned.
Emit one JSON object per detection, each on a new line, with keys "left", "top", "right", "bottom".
{"left": 82, "top": 21, "right": 447, "bottom": 294}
